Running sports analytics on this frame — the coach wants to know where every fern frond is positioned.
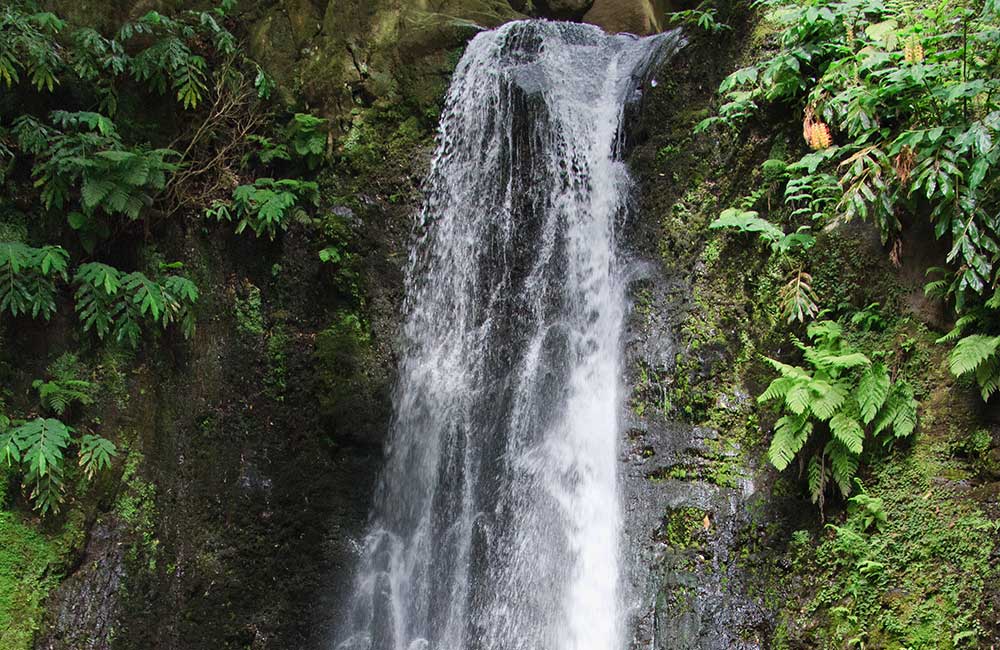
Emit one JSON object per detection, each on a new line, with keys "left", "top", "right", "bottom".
{"left": 806, "top": 349, "right": 870, "bottom": 372}
{"left": 825, "top": 439, "right": 860, "bottom": 497}
{"left": 807, "top": 453, "right": 826, "bottom": 504}
{"left": 949, "top": 335, "right": 1000, "bottom": 377}
{"left": 785, "top": 383, "right": 812, "bottom": 415}
{"left": 829, "top": 412, "right": 865, "bottom": 455}
{"left": 976, "top": 354, "right": 1000, "bottom": 401}
{"left": 78, "top": 434, "right": 117, "bottom": 479}
{"left": 780, "top": 268, "right": 820, "bottom": 324}
{"left": 768, "top": 414, "right": 813, "bottom": 471}
{"left": 762, "top": 357, "right": 812, "bottom": 380}
{"left": 872, "top": 381, "right": 918, "bottom": 439}
{"left": 858, "top": 362, "right": 890, "bottom": 424}
{"left": 758, "top": 376, "right": 799, "bottom": 403}
{"left": 806, "top": 320, "right": 843, "bottom": 346}
{"left": 807, "top": 379, "right": 848, "bottom": 421}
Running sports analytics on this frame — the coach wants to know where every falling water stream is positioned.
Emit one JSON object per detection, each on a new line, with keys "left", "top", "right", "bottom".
{"left": 337, "top": 20, "right": 683, "bottom": 650}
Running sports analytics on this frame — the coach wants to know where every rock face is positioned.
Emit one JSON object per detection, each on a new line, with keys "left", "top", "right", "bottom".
{"left": 248, "top": 0, "right": 526, "bottom": 135}
{"left": 583, "top": 0, "right": 667, "bottom": 35}
{"left": 534, "top": 0, "right": 595, "bottom": 19}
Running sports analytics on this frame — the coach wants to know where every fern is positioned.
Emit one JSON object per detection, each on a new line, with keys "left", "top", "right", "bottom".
{"left": 287, "top": 113, "right": 328, "bottom": 169}
{"left": 857, "top": 362, "right": 890, "bottom": 424}
{"left": 20, "top": 111, "right": 179, "bottom": 249}
{"left": 768, "top": 414, "right": 812, "bottom": 471}
{"left": 9, "top": 417, "right": 72, "bottom": 514}
{"left": 0, "top": 242, "right": 69, "bottom": 320}
{"left": 759, "top": 320, "right": 919, "bottom": 507}
{"left": 1, "top": 412, "right": 116, "bottom": 512}
{"left": 74, "top": 262, "right": 199, "bottom": 347}
{"left": 825, "top": 439, "right": 860, "bottom": 498}
{"left": 781, "top": 269, "right": 820, "bottom": 324}
{"left": 78, "top": 434, "right": 116, "bottom": 480}
{"left": 807, "top": 453, "right": 827, "bottom": 506}
{"left": 0, "top": 6, "right": 65, "bottom": 92}
{"left": 210, "top": 178, "right": 319, "bottom": 240}
{"left": 32, "top": 353, "right": 96, "bottom": 415}
{"left": 948, "top": 334, "right": 1000, "bottom": 377}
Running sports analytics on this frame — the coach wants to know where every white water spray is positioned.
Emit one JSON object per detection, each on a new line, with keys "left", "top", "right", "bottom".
{"left": 336, "top": 20, "right": 683, "bottom": 650}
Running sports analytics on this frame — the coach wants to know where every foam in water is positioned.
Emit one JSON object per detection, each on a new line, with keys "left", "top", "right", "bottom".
{"left": 336, "top": 20, "right": 683, "bottom": 650}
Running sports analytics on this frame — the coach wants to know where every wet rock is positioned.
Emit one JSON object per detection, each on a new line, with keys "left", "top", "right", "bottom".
{"left": 34, "top": 519, "right": 125, "bottom": 650}
{"left": 534, "top": 0, "right": 594, "bottom": 19}
{"left": 584, "top": 0, "right": 666, "bottom": 35}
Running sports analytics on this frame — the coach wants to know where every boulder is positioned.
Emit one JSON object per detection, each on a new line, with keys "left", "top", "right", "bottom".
{"left": 534, "top": 0, "right": 595, "bottom": 19}
{"left": 583, "top": 0, "right": 667, "bottom": 35}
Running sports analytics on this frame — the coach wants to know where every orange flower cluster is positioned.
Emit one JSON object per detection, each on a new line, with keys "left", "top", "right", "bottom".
{"left": 894, "top": 145, "right": 916, "bottom": 183}
{"left": 803, "top": 107, "right": 833, "bottom": 150}
{"left": 903, "top": 36, "right": 924, "bottom": 64}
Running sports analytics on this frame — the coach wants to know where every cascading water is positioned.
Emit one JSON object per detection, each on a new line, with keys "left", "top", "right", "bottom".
{"left": 337, "top": 20, "right": 683, "bottom": 650}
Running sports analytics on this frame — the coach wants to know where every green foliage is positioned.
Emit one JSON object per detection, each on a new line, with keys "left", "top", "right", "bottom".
{"left": 666, "top": 1, "right": 731, "bottom": 33}
{"left": 206, "top": 178, "right": 319, "bottom": 240}
{"left": 701, "top": 0, "right": 1000, "bottom": 353}
{"left": 711, "top": 208, "right": 816, "bottom": 254}
{"left": 1, "top": 418, "right": 72, "bottom": 515}
{"left": 759, "top": 320, "right": 918, "bottom": 508}
{"left": 77, "top": 434, "right": 115, "bottom": 480}
{"left": 13, "top": 111, "right": 180, "bottom": 251}
{"left": 846, "top": 480, "right": 887, "bottom": 532}
{"left": 780, "top": 268, "right": 820, "bottom": 324}
{"left": 792, "top": 447, "right": 997, "bottom": 648}
{"left": 32, "top": 354, "right": 95, "bottom": 416}
{"left": 948, "top": 333, "right": 1000, "bottom": 400}
{"left": 0, "top": 5, "right": 65, "bottom": 92}
{"left": 287, "top": 113, "right": 328, "bottom": 169}
{"left": 2, "top": 1, "right": 239, "bottom": 110}
{"left": 0, "top": 503, "right": 82, "bottom": 650}
{"left": 319, "top": 247, "right": 343, "bottom": 264}
{"left": 0, "top": 242, "right": 68, "bottom": 320}
{"left": 73, "top": 262, "right": 198, "bottom": 347}
{"left": 1, "top": 416, "right": 116, "bottom": 514}
{"left": 709, "top": 208, "right": 819, "bottom": 323}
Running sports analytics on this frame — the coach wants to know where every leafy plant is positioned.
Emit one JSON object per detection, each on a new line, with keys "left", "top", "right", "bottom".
{"left": 846, "top": 481, "right": 887, "bottom": 532}
{"left": 32, "top": 353, "right": 95, "bottom": 415}
{"left": 287, "top": 113, "right": 328, "bottom": 169}
{"left": 0, "top": 5, "right": 65, "bottom": 92}
{"left": 710, "top": 208, "right": 819, "bottom": 323}
{"left": 781, "top": 268, "right": 820, "bottom": 324}
{"left": 0, "top": 416, "right": 116, "bottom": 513}
{"left": 947, "top": 334, "right": 1000, "bottom": 401}
{"left": 13, "top": 111, "right": 179, "bottom": 250}
{"left": 206, "top": 177, "right": 319, "bottom": 239}
{"left": 77, "top": 434, "right": 116, "bottom": 480}
{"left": 1, "top": 417, "right": 72, "bottom": 514}
{"left": 73, "top": 262, "right": 199, "bottom": 347}
{"left": 759, "top": 320, "right": 918, "bottom": 510}
{"left": 700, "top": 0, "right": 1000, "bottom": 389}
{"left": 666, "top": 1, "right": 731, "bottom": 33}
{"left": 0, "top": 242, "right": 69, "bottom": 320}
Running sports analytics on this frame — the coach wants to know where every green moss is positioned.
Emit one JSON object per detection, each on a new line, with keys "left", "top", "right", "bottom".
{"left": 774, "top": 440, "right": 998, "bottom": 648}
{"left": 314, "top": 311, "right": 377, "bottom": 429}
{"left": 235, "top": 283, "right": 264, "bottom": 338}
{"left": 0, "top": 475, "right": 86, "bottom": 650}
{"left": 266, "top": 323, "right": 289, "bottom": 401}
{"left": 115, "top": 450, "right": 159, "bottom": 570}
{"left": 660, "top": 506, "right": 710, "bottom": 550}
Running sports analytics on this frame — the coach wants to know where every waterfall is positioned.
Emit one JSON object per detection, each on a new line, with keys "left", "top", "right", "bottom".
{"left": 336, "top": 20, "right": 683, "bottom": 650}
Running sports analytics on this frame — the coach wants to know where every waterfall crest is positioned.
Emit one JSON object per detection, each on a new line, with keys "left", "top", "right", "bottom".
{"left": 337, "top": 20, "right": 683, "bottom": 650}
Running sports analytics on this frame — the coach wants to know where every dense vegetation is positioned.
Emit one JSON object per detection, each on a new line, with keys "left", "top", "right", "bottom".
{"left": 0, "top": 0, "right": 344, "bottom": 514}
{"left": 700, "top": 0, "right": 1000, "bottom": 505}
{"left": 644, "top": 1, "right": 1000, "bottom": 646}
